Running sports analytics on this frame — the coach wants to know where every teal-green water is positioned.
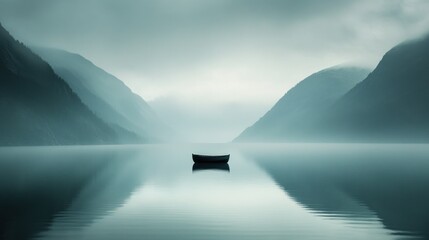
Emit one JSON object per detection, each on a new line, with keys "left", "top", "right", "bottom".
{"left": 0, "top": 144, "right": 428, "bottom": 240}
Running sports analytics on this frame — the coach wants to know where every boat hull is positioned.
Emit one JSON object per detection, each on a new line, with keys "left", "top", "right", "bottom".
{"left": 192, "top": 154, "right": 230, "bottom": 163}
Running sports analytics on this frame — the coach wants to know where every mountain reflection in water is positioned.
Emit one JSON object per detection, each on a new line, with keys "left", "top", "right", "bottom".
{"left": 0, "top": 144, "right": 428, "bottom": 240}
{"left": 243, "top": 144, "right": 429, "bottom": 239}
{"left": 0, "top": 146, "right": 147, "bottom": 240}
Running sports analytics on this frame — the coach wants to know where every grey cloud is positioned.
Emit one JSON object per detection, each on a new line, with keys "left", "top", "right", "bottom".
{"left": 0, "top": 0, "right": 357, "bottom": 72}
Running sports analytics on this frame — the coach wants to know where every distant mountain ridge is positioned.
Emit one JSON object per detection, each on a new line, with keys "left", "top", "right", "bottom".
{"left": 0, "top": 23, "right": 137, "bottom": 145}
{"left": 235, "top": 67, "right": 371, "bottom": 141}
{"left": 317, "top": 35, "right": 429, "bottom": 142}
{"left": 32, "top": 47, "right": 172, "bottom": 142}
{"left": 236, "top": 34, "right": 429, "bottom": 142}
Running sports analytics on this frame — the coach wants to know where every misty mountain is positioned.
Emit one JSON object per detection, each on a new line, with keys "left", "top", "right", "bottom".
{"left": 237, "top": 34, "right": 429, "bottom": 143}
{"left": 318, "top": 35, "right": 429, "bottom": 142}
{"left": 0, "top": 23, "right": 135, "bottom": 145}
{"left": 32, "top": 47, "right": 172, "bottom": 142}
{"left": 235, "top": 67, "right": 370, "bottom": 142}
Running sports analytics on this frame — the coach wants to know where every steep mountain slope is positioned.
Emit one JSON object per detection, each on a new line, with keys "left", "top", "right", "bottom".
{"left": 0, "top": 23, "right": 131, "bottom": 145}
{"left": 319, "top": 35, "right": 429, "bottom": 142}
{"left": 32, "top": 47, "right": 171, "bottom": 142}
{"left": 236, "top": 67, "right": 370, "bottom": 141}
{"left": 237, "top": 34, "right": 429, "bottom": 143}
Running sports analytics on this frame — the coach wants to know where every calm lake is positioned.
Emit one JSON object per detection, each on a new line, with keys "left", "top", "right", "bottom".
{"left": 1, "top": 144, "right": 428, "bottom": 240}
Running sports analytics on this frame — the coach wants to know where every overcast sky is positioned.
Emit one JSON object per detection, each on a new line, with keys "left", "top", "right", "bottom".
{"left": 1, "top": 0, "right": 429, "bottom": 142}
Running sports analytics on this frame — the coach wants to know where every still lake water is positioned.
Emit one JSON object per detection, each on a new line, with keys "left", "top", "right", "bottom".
{"left": 0, "top": 144, "right": 428, "bottom": 240}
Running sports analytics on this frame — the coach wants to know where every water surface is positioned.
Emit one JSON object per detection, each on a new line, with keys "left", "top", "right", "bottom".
{"left": 0, "top": 144, "right": 428, "bottom": 239}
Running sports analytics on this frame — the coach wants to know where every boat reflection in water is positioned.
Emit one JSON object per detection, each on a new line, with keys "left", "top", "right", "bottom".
{"left": 192, "top": 163, "right": 230, "bottom": 172}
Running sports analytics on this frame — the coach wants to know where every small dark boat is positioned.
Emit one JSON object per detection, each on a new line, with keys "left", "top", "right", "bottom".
{"left": 192, "top": 154, "right": 230, "bottom": 163}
